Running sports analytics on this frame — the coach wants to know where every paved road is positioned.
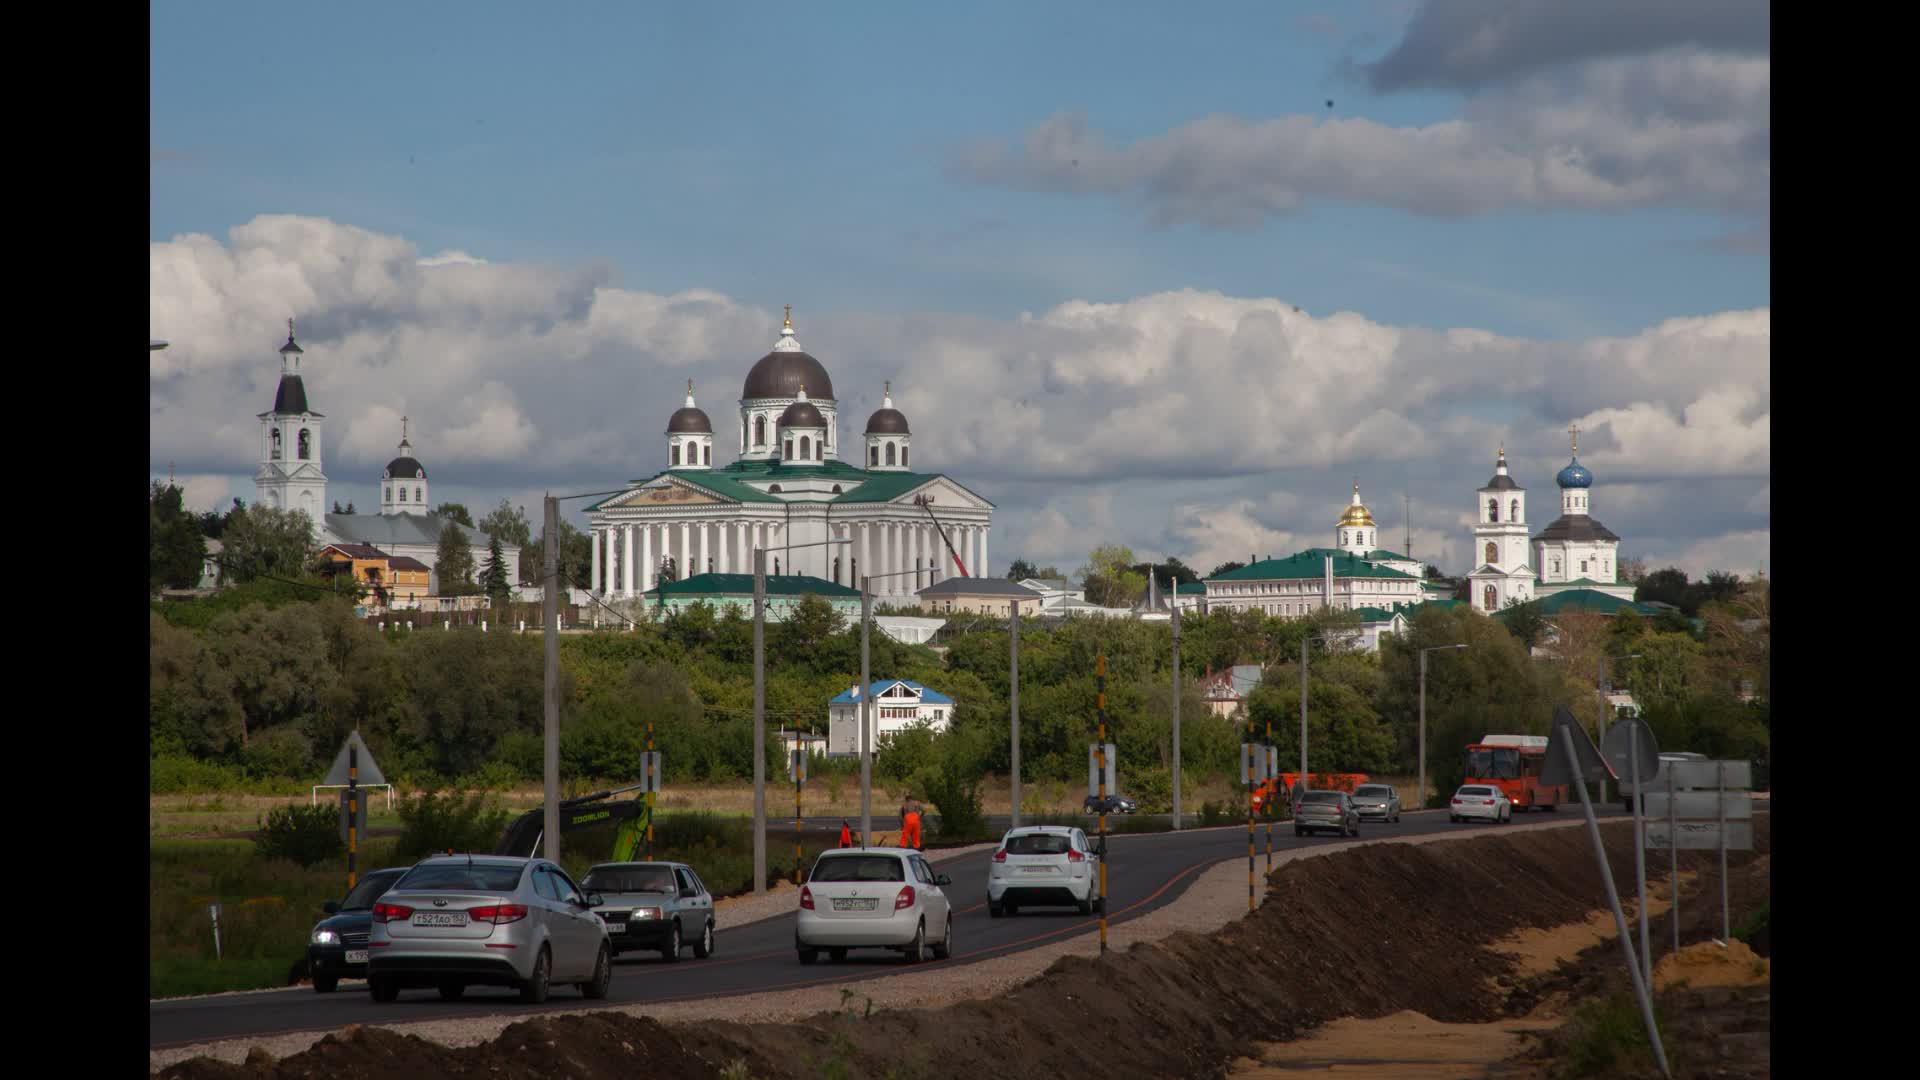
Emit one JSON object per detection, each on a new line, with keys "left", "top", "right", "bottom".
{"left": 150, "top": 806, "right": 1622, "bottom": 1050}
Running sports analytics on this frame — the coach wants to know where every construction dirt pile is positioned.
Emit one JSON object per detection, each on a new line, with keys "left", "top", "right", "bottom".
{"left": 159, "top": 817, "right": 1764, "bottom": 1080}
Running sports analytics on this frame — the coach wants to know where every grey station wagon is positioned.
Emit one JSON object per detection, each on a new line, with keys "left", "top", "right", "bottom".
{"left": 583, "top": 861, "right": 716, "bottom": 962}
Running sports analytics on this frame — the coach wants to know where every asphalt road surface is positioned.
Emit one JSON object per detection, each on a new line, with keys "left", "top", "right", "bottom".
{"left": 150, "top": 806, "right": 1623, "bottom": 1050}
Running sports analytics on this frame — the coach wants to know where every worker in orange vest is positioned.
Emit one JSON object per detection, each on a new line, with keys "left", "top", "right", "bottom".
{"left": 839, "top": 819, "right": 853, "bottom": 848}
{"left": 899, "top": 792, "right": 923, "bottom": 850}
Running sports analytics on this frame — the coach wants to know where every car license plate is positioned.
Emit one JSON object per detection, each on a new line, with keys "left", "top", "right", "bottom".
{"left": 412, "top": 912, "right": 468, "bottom": 927}
{"left": 1022, "top": 866, "right": 1053, "bottom": 873}
{"left": 832, "top": 898, "right": 877, "bottom": 911}
{"left": 345, "top": 949, "right": 368, "bottom": 965}
{"left": 605, "top": 922, "right": 626, "bottom": 934}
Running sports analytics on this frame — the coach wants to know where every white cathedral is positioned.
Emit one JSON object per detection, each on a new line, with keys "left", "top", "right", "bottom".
{"left": 1467, "top": 427, "right": 1635, "bottom": 613}
{"left": 585, "top": 309, "right": 995, "bottom": 604}
{"left": 252, "top": 322, "right": 514, "bottom": 594}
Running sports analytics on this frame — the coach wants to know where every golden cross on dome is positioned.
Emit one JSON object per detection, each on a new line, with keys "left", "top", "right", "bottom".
{"left": 687, "top": 378, "right": 694, "bottom": 394}
{"left": 783, "top": 303, "right": 792, "bottom": 330}
{"left": 1568, "top": 421, "right": 1579, "bottom": 454}
{"left": 885, "top": 379, "right": 891, "bottom": 395}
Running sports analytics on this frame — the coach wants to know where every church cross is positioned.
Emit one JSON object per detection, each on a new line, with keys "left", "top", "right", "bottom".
{"left": 784, "top": 303, "right": 792, "bottom": 328}
{"left": 401, "top": 415, "right": 410, "bottom": 442}
{"left": 1568, "top": 422, "right": 1579, "bottom": 454}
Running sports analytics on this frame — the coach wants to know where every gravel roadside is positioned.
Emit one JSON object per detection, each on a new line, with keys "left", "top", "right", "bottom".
{"left": 149, "top": 818, "right": 1587, "bottom": 1072}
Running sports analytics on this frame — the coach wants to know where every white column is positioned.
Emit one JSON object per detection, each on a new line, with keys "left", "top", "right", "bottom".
{"left": 698, "top": 520, "right": 711, "bottom": 577}
{"left": 980, "top": 524, "right": 989, "bottom": 579}
{"left": 641, "top": 524, "right": 654, "bottom": 593}
{"left": 860, "top": 522, "right": 871, "bottom": 587}
{"left": 880, "top": 523, "right": 893, "bottom": 597}
{"left": 970, "top": 526, "right": 981, "bottom": 578}
{"left": 910, "top": 525, "right": 922, "bottom": 592}
{"left": 680, "top": 522, "right": 691, "bottom": 578}
{"left": 717, "top": 520, "right": 729, "bottom": 575}
{"left": 624, "top": 524, "right": 635, "bottom": 596}
{"left": 590, "top": 527, "right": 601, "bottom": 593}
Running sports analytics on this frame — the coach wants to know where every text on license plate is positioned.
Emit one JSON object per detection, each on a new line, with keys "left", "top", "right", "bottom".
{"left": 605, "top": 922, "right": 626, "bottom": 934}
{"left": 412, "top": 912, "right": 468, "bottom": 926}
{"left": 1021, "top": 866, "right": 1054, "bottom": 873}
{"left": 345, "top": 949, "right": 368, "bottom": 965}
{"left": 832, "top": 898, "right": 877, "bottom": 911}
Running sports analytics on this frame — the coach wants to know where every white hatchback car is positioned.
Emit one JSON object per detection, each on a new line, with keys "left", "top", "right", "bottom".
{"left": 1450, "top": 784, "right": 1514, "bottom": 824}
{"left": 796, "top": 848, "right": 953, "bottom": 965}
{"left": 987, "top": 825, "right": 1101, "bottom": 917}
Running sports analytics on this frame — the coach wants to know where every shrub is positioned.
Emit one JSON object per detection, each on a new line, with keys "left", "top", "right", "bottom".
{"left": 254, "top": 803, "right": 344, "bottom": 867}
{"left": 918, "top": 758, "right": 985, "bottom": 840}
{"left": 1564, "top": 991, "right": 1664, "bottom": 1076}
{"left": 396, "top": 791, "right": 510, "bottom": 859}
{"left": 1199, "top": 799, "right": 1230, "bottom": 826}
{"left": 151, "top": 754, "right": 247, "bottom": 794}
{"left": 1124, "top": 765, "right": 1192, "bottom": 815}
{"left": 242, "top": 726, "right": 314, "bottom": 780}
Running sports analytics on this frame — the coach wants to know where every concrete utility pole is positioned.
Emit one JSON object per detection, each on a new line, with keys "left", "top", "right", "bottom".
{"left": 542, "top": 494, "right": 560, "bottom": 863}
{"left": 1170, "top": 581, "right": 1182, "bottom": 830}
{"left": 1009, "top": 597, "right": 1021, "bottom": 829}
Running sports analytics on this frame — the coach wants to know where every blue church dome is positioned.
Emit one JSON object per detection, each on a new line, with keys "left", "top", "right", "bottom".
{"left": 1556, "top": 457, "right": 1593, "bottom": 489}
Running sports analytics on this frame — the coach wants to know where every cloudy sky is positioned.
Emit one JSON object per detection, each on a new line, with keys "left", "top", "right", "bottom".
{"left": 150, "top": 0, "right": 1770, "bottom": 580}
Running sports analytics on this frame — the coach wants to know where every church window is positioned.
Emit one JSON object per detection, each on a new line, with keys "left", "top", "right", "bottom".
{"left": 1483, "top": 584, "right": 1497, "bottom": 610}
{"left": 1485, "top": 542, "right": 1497, "bottom": 565}
{"left": 800, "top": 436, "right": 811, "bottom": 459}
{"left": 774, "top": 558, "right": 781, "bottom": 575}
{"left": 384, "top": 485, "right": 391, "bottom": 503}
{"left": 1553, "top": 558, "right": 1561, "bottom": 575}
{"left": 886, "top": 443, "right": 896, "bottom": 466}
{"left": 784, "top": 439, "right": 794, "bottom": 458}
{"left": 1488, "top": 499, "right": 1499, "bottom": 522}
{"left": 769, "top": 484, "right": 782, "bottom": 493}
{"left": 1510, "top": 499, "right": 1520, "bottom": 522}
{"left": 298, "top": 429, "right": 311, "bottom": 460}
{"left": 414, "top": 487, "right": 421, "bottom": 502}
{"left": 1580, "top": 560, "right": 1588, "bottom": 575}
{"left": 703, "top": 444, "right": 710, "bottom": 465}
{"left": 869, "top": 445, "right": 879, "bottom": 466}
{"left": 398, "top": 487, "right": 407, "bottom": 503}
{"left": 672, "top": 444, "right": 681, "bottom": 466}
{"left": 815, "top": 439, "right": 823, "bottom": 461}
{"left": 1341, "top": 531, "right": 1348, "bottom": 546}
{"left": 832, "top": 484, "right": 842, "bottom": 493}
{"left": 902, "top": 447, "right": 908, "bottom": 467}
{"left": 271, "top": 428, "right": 282, "bottom": 459}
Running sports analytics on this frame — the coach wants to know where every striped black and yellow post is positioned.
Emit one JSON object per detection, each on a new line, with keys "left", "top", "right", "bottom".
{"left": 645, "top": 720, "right": 655, "bottom": 861}
{"left": 347, "top": 744, "right": 359, "bottom": 890}
{"left": 1096, "top": 654, "right": 1108, "bottom": 956}
{"left": 1246, "top": 715, "right": 1255, "bottom": 913}
{"left": 1265, "top": 714, "right": 1273, "bottom": 872}
{"left": 793, "top": 715, "right": 805, "bottom": 886}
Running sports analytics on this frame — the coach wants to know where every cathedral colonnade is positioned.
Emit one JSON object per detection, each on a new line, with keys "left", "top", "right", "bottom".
{"left": 589, "top": 518, "right": 989, "bottom": 602}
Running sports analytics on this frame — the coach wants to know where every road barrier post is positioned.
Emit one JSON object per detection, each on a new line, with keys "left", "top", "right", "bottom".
{"left": 646, "top": 719, "right": 655, "bottom": 861}
{"left": 209, "top": 902, "right": 222, "bottom": 961}
{"left": 1095, "top": 654, "right": 1109, "bottom": 956}
{"left": 347, "top": 745, "right": 359, "bottom": 890}
{"left": 793, "top": 741, "right": 808, "bottom": 885}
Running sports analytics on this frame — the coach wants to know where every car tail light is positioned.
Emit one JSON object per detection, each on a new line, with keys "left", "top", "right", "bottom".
{"left": 895, "top": 886, "right": 916, "bottom": 910}
{"left": 1066, "top": 848, "right": 1085, "bottom": 862}
{"left": 992, "top": 849, "right": 1007, "bottom": 863}
{"left": 372, "top": 902, "right": 412, "bottom": 924}
{"left": 468, "top": 904, "right": 528, "bottom": 925}
{"left": 800, "top": 886, "right": 814, "bottom": 910}
{"left": 1482, "top": 799, "right": 1495, "bottom": 805}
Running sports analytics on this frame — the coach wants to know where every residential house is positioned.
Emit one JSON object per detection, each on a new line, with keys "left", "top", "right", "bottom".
{"left": 826, "top": 679, "right": 955, "bottom": 757}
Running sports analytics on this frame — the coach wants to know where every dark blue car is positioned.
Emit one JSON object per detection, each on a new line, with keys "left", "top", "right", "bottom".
{"left": 306, "top": 867, "right": 407, "bottom": 993}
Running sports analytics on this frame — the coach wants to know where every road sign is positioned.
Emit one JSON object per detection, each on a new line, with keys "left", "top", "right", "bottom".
{"left": 637, "top": 751, "right": 663, "bottom": 794}
{"left": 1087, "top": 742, "right": 1117, "bottom": 798}
{"left": 322, "top": 731, "right": 386, "bottom": 786}
{"left": 1601, "top": 719, "right": 1659, "bottom": 783}
{"left": 338, "top": 788, "right": 369, "bottom": 843}
{"left": 1668, "top": 759, "right": 1752, "bottom": 790}
{"left": 1644, "top": 791, "right": 1752, "bottom": 820}
{"left": 788, "top": 748, "right": 808, "bottom": 782}
{"left": 1540, "top": 705, "right": 1614, "bottom": 786}
{"left": 1645, "top": 820, "right": 1754, "bottom": 851}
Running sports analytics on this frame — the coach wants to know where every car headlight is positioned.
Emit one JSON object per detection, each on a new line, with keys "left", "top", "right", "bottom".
{"left": 633, "top": 907, "right": 661, "bottom": 920}
{"left": 311, "top": 928, "right": 339, "bottom": 945}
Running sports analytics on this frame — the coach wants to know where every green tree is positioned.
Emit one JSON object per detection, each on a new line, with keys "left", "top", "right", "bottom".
{"left": 220, "top": 505, "right": 315, "bottom": 584}
{"left": 1079, "top": 544, "right": 1144, "bottom": 607}
{"left": 480, "top": 534, "right": 511, "bottom": 604}
{"left": 1635, "top": 567, "right": 1692, "bottom": 611}
{"left": 1501, "top": 598, "right": 1548, "bottom": 650}
{"left": 395, "top": 629, "right": 547, "bottom": 776}
{"left": 528, "top": 516, "right": 594, "bottom": 587}
{"left": 479, "top": 499, "right": 533, "bottom": 551}
{"left": 435, "top": 522, "right": 477, "bottom": 595}
{"left": 776, "top": 594, "right": 845, "bottom": 661}
{"left": 1208, "top": 560, "right": 1246, "bottom": 577}
{"left": 434, "top": 502, "right": 475, "bottom": 528}
{"left": 149, "top": 481, "right": 207, "bottom": 593}
{"left": 1005, "top": 559, "right": 1038, "bottom": 582}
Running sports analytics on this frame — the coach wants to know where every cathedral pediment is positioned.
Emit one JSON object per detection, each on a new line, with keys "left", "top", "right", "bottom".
{"left": 887, "top": 476, "right": 992, "bottom": 510}
{"left": 603, "top": 479, "right": 729, "bottom": 508}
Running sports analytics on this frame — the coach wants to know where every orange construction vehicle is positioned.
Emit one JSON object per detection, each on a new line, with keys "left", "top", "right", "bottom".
{"left": 1250, "top": 772, "right": 1370, "bottom": 814}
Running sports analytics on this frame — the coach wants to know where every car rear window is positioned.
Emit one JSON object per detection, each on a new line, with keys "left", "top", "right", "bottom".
{"left": 1457, "top": 786, "right": 1491, "bottom": 796}
{"left": 810, "top": 855, "right": 906, "bottom": 882}
{"left": 1354, "top": 786, "right": 1389, "bottom": 797}
{"left": 584, "top": 866, "right": 676, "bottom": 894}
{"left": 396, "top": 864, "right": 525, "bottom": 892}
{"left": 1301, "top": 792, "right": 1342, "bottom": 804}
{"left": 339, "top": 871, "right": 405, "bottom": 910}
{"left": 1006, "top": 833, "right": 1071, "bottom": 855}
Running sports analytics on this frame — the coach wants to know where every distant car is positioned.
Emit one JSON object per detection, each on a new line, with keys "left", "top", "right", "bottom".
{"left": 1293, "top": 790, "right": 1361, "bottom": 837}
{"left": 582, "top": 861, "right": 715, "bottom": 962}
{"left": 797, "top": 848, "right": 953, "bottom": 965}
{"left": 1350, "top": 784, "right": 1402, "bottom": 824}
{"left": 1083, "top": 793, "right": 1137, "bottom": 815}
{"left": 987, "top": 825, "right": 1102, "bottom": 917}
{"left": 307, "top": 867, "right": 408, "bottom": 993}
{"left": 367, "top": 855, "right": 611, "bottom": 1004}
{"left": 1450, "top": 785, "right": 1513, "bottom": 824}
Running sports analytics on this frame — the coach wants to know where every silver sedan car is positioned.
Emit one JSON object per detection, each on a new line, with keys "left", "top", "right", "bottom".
{"left": 367, "top": 855, "right": 611, "bottom": 1004}
{"left": 1293, "top": 790, "right": 1361, "bottom": 837}
{"left": 1350, "top": 784, "right": 1402, "bottom": 823}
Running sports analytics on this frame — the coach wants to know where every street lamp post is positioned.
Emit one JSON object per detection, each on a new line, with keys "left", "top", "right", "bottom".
{"left": 1596, "top": 653, "right": 1642, "bottom": 804}
{"left": 1418, "top": 643, "right": 1469, "bottom": 811}
{"left": 858, "top": 566, "right": 923, "bottom": 848}
{"left": 753, "top": 536, "right": 851, "bottom": 896}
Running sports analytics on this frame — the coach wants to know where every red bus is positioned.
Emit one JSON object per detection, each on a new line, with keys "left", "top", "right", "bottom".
{"left": 1462, "top": 735, "right": 1565, "bottom": 813}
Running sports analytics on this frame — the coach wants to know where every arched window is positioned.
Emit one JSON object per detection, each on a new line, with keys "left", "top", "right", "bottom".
{"left": 1484, "top": 541, "right": 1497, "bottom": 565}
{"left": 754, "top": 416, "right": 767, "bottom": 446}
{"left": 784, "top": 438, "right": 794, "bottom": 459}
{"left": 703, "top": 444, "right": 710, "bottom": 465}
{"left": 297, "top": 429, "right": 311, "bottom": 460}
{"left": 672, "top": 444, "right": 681, "bottom": 466}
{"left": 1488, "top": 499, "right": 1499, "bottom": 522}
{"left": 869, "top": 445, "right": 878, "bottom": 466}
{"left": 1553, "top": 557, "right": 1561, "bottom": 575}
{"left": 800, "top": 436, "right": 811, "bottom": 459}
{"left": 769, "top": 484, "right": 782, "bottom": 493}
{"left": 271, "top": 429, "right": 282, "bottom": 459}
{"left": 1483, "top": 584, "right": 1497, "bottom": 610}
{"left": 398, "top": 486, "right": 408, "bottom": 503}
{"left": 885, "top": 442, "right": 896, "bottom": 466}
{"left": 831, "top": 484, "right": 842, "bottom": 493}
{"left": 774, "top": 558, "right": 781, "bottom": 575}
{"left": 384, "top": 485, "right": 392, "bottom": 503}
{"left": 901, "top": 446, "right": 908, "bottom": 467}
{"left": 414, "top": 486, "right": 421, "bottom": 502}
{"left": 815, "top": 439, "right": 822, "bottom": 461}
{"left": 1341, "top": 531, "right": 1348, "bottom": 546}
{"left": 1510, "top": 499, "right": 1520, "bottom": 522}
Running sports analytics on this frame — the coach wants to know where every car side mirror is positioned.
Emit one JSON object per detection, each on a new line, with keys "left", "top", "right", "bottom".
{"left": 583, "top": 892, "right": 603, "bottom": 908}
{"left": 322, "top": 900, "right": 340, "bottom": 915}
{"left": 934, "top": 874, "right": 951, "bottom": 886}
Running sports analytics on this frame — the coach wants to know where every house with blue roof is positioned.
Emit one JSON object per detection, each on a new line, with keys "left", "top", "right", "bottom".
{"left": 826, "top": 679, "right": 955, "bottom": 757}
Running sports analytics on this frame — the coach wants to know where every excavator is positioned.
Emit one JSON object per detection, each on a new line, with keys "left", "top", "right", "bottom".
{"left": 493, "top": 781, "right": 652, "bottom": 861}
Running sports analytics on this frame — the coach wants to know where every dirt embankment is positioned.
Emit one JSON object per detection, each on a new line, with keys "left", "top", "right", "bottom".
{"left": 160, "top": 817, "right": 1767, "bottom": 1080}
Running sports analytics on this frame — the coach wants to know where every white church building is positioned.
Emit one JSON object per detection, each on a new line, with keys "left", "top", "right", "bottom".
{"left": 585, "top": 309, "right": 995, "bottom": 606}
{"left": 1201, "top": 483, "right": 1429, "bottom": 616}
{"left": 252, "top": 322, "right": 514, "bottom": 595}
{"left": 1469, "top": 427, "right": 1635, "bottom": 614}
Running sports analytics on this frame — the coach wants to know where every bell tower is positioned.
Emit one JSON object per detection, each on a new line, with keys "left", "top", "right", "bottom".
{"left": 253, "top": 319, "right": 328, "bottom": 524}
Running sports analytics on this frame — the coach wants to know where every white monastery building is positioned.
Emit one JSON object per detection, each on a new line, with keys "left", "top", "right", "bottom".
{"left": 1201, "top": 483, "right": 1427, "bottom": 616}
{"left": 585, "top": 309, "right": 995, "bottom": 605}
{"left": 1470, "top": 426, "right": 1635, "bottom": 613}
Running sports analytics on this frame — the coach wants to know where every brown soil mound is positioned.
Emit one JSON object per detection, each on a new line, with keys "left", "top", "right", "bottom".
{"left": 1653, "top": 939, "right": 1768, "bottom": 991}
{"left": 160, "top": 817, "right": 1766, "bottom": 1080}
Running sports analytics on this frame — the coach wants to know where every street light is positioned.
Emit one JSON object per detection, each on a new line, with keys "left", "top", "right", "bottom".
{"left": 1418, "top": 643, "right": 1469, "bottom": 811}
{"left": 857, "top": 567, "right": 923, "bottom": 849}
{"left": 753, "top": 536, "right": 852, "bottom": 896}
{"left": 1596, "top": 653, "right": 1642, "bottom": 803}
